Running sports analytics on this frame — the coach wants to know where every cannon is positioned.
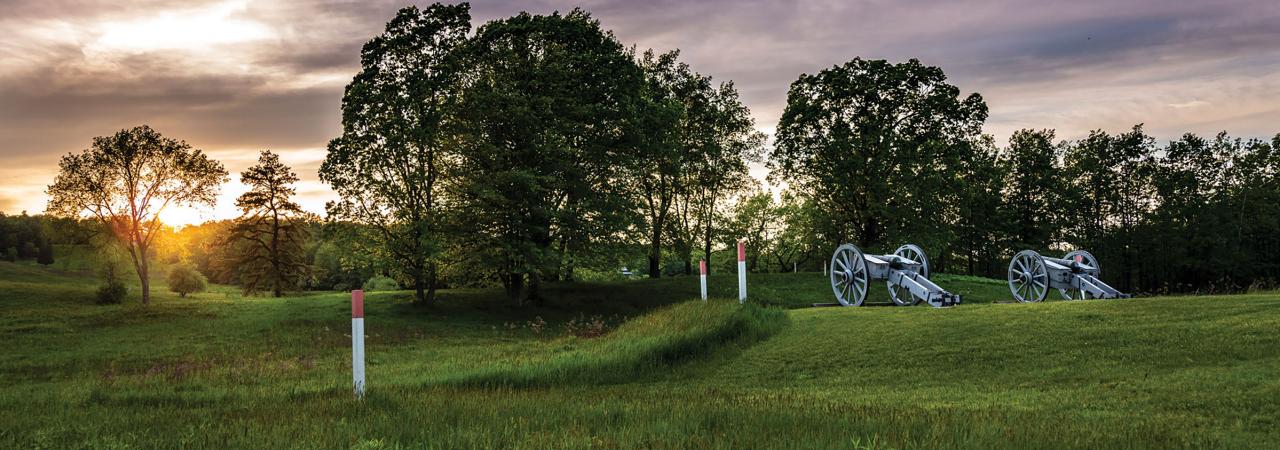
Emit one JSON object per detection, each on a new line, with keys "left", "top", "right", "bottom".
{"left": 829, "top": 244, "right": 962, "bottom": 307}
{"left": 1007, "top": 249, "right": 1131, "bottom": 302}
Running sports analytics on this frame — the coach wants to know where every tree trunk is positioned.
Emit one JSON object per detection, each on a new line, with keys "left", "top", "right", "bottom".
{"left": 528, "top": 271, "right": 544, "bottom": 307}
{"left": 139, "top": 256, "right": 151, "bottom": 305}
{"left": 702, "top": 223, "right": 713, "bottom": 275}
{"left": 648, "top": 213, "right": 664, "bottom": 279}
{"left": 131, "top": 236, "right": 152, "bottom": 305}
{"left": 414, "top": 275, "right": 426, "bottom": 307}
{"left": 507, "top": 272, "right": 524, "bottom": 306}
{"left": 425, "top": 262, "right": 438, "bottom": 306}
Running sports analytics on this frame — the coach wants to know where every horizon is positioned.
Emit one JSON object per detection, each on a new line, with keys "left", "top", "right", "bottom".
{"left": 3, "top": 0, "right": 1279, "bottom": 226}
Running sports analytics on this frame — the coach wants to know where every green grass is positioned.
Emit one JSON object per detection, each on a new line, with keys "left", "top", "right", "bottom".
{"left": 1, "top": 261, "right": 1278, "bottom": 448}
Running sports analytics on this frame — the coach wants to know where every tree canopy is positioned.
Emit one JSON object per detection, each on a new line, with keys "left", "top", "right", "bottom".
{"left": 46, "top": 125, "right": 227, "bottom": 305}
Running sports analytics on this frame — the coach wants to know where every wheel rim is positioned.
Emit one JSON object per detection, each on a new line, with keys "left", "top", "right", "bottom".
{"left": 1008, "top": 250, "right": 1048, "bottom": 302}
{"left": 888, "top": 244, "right": 928, "bottom": 306}
{"left": 830, "top": 244, "right": 869, "bottom": 306}
{"left": 1059, "top": 250, "right": 1100, "bottom": 300}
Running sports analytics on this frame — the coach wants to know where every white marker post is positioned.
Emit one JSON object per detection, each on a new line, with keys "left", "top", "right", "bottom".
{"left": 699, "top": 259, "right": 708, "bottom": 302}
{"left": 737, "top": 240, "right": 747, "bottom": 304}
{"left": 351, "top": 290, "right": 366, "bottom": 399}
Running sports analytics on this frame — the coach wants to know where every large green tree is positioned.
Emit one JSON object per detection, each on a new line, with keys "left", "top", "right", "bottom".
{"left": 951, "top": 135, "right": 1007, "bottom": 275}
{"left": 674, "top": 81, "right": 764, "bottom": 273}
{"left": 228, "top": 151, "right": 311, "bottom": 297}
{"left": 450, "top": 9, "right": 646, "bottom": 304}
{"left": 1061, "top": 125, "right": 1156, "bottom": 290}
{"left": 46, "top": 125, "right": 227, "bottom": 304}
{"left": 1001, "top": 129, "right": 1062, "bottom": 251}
{"left": 770, "top": 58, "right": 987, "bottom": 251}
{"left": 320, "top": 3, "right": 471, "bottom": 306}
{"left": 635, "top": 50, "right": 688, "bottom": 279}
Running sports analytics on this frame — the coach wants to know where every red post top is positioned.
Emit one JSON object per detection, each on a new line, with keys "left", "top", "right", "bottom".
{"left": 352, "top": 290, "right": 364, "bottom": 319}
{"left": 737, "top": 240, "right": 745, "bottom": 262}
{"left": 699, "top": 260, "right": 707, "bottom": 275}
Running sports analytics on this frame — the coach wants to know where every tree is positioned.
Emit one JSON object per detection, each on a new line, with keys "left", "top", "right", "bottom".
{"left": 36, "top": 239, "right": 54, "bottom": 266}
{"left": 725, "top": 186, "right": 778, "bottom": 272}
{"left": 951, "top": 136, "right": 1007, "bottom": 276}
{"left": 1061, "top": 125, "right": 1156, "bottom": 290}
{"left": 770, "top": 58, "right": 987, "bottom": 251}
{"left": 451, "top": 9, "right": 647, "bottom": 304}
{"left": 229, "top": 151, "right": 311, "bottom": 297}
{"left": 46, "top": 125, "right": 227, "bottom": 305}
{"left": 1001, "top": 129, "right": 1061, "bottom": 251}
{"left": 167, "top": 264, "right": 208, "bottom": 298}
{"left": 321, "top": 4, "right": 471, "bottom": 306}
{"left": 635, "top": 50, "right": 685, "bottom": 278}
{"left": 673, "top": 81, "right": 764, "bottom": 274}
{"left": 769, "top": 190, "right": 821, "bottom": 272}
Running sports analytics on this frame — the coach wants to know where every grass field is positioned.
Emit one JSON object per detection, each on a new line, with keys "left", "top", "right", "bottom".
{"left": 1, "top": 261, "right": 1278, "bottom": 448}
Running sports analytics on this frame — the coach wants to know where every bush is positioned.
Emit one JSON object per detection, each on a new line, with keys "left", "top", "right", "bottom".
{"left": 362, "top": 275, "right": 400, "bottom": 292}
{"left": 96, "top": 265, "right": 127, "bottom": 304}
{"left": 167, "top": 264, "right": 208, "bottom": 298}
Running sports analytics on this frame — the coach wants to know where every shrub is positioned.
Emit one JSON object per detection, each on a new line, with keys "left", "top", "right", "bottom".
{"left": 96, "top": 265, "right": 127, "bottom": 304}
{"left": 167, "top": 264, "right": 208, "bottom": 298}
{"left": 2, "top": 247, "right": 15, "bottom": 262}
{"left": 362, "top": 275, "right": 400, "bottom": 292}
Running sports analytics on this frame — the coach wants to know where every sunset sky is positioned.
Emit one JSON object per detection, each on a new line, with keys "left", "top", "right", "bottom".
{"left": 2, "top": 0, "right": 1278, "bottom": 226}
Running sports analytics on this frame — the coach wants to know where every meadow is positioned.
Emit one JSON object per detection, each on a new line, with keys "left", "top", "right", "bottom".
{"left": 1, "top": 260, "right": 1278, "bottom": 449}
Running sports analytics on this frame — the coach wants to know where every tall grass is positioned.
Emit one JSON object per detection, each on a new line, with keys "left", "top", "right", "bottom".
{"left": 438, "top": 300, "right": 787, "bottom": 388}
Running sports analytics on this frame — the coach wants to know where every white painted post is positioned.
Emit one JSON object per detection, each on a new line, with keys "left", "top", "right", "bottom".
{"left": 823, "top": 261, "right": 827, "bottom": 276}
{"left": 699, "top": 259, "right": 708, "bottom": 302}
{"left": 737, "top": 240, "right": 747, "bottom": 304}
{"left": 352, "top": 290, "right": 366, "bottom": 399}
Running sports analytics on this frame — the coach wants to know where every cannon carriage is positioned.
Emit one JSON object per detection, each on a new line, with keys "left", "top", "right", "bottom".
{"left": 829, "top": 244, "right": 962, "bottom": 308}
{"left": 1007, "top": 249, "right": 1131, "bottom": 302}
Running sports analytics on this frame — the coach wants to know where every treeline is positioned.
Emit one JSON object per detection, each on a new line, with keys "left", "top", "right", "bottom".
{"left": 0, "top": 212, "right": 71, "bottom": 264}
{"left": 742, "top": 58, "right": 1280, "bottom": 294}
{"left": 28, "top": 3, "right": 1280, "bottom": 305}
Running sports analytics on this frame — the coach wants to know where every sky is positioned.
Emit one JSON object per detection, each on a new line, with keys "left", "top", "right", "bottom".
{"left": 1, "top": 0, "right": 1278, "bottom": 226}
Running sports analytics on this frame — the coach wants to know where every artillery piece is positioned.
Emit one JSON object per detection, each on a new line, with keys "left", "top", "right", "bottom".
{"left": 1007, "top": 249, "right": 1131, "bottom": 302}
{"left": 829, "top": 244, "right": 962, "bottom": 308}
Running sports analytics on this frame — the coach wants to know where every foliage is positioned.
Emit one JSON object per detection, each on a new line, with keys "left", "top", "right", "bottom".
{"left": 45, "top": 125, "right": 227, "bottom": 304}
{"left": 450, "top": 9, "right": 648, "bottom": 305}
{"left": 165, "top": 264, "right": 207, "bottom": 298}
{"left": 94, "top": 264, "right": 127, "bottom": 305}
{"left": 1001, "top": 129, "right": 1061, "bottom": 251}
{"left": 771, "top": 58, "right": 988, "bottom": 252}
{"left": 361, "top": 275, "right": 400, "bottom": 292}
{"left": 320, "top": 4, "right": 471, "bottom": 306}
{"left": 228, "top": 151, "right": 311, "bottom": 297}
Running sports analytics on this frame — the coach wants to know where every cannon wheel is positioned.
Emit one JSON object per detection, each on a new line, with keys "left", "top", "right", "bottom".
{"left": 888, "top": 244, "right": 929, "bottom": 306}
{"left": 1059, "top": 249, "right": 1100, "bottom": 300}
{"left": 1008, "top": 250, "right": 1049, "bottom": 302}
{"left": 830, "top": 244, "right": 869, "bottom": 306}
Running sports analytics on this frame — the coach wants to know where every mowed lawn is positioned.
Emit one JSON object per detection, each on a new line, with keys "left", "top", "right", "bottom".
{"left": 1, "top": 262, "right": 1278, "bottom": 449}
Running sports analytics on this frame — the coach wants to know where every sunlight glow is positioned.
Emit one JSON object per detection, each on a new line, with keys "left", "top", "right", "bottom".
{"left": 88, "top": 1, "right": 272, "bottom": 55}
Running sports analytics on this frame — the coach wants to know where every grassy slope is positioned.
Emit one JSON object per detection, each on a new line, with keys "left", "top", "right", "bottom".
{"left": 0, "top": 262, "right": 1278, "bottom": 448}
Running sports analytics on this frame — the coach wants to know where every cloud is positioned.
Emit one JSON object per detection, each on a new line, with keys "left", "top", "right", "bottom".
{"left": 2, "top": 0, "right": 1279, "bottom": 218}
